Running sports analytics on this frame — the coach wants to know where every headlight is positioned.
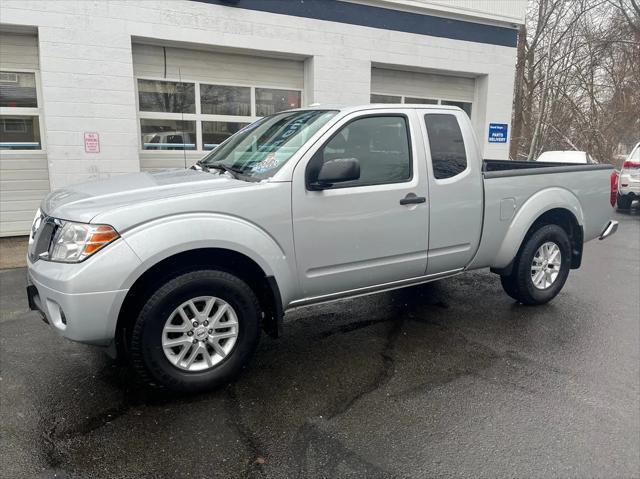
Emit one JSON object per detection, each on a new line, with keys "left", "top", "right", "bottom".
{"left": 49, "top": 221, "right": 119, "bottom": 263}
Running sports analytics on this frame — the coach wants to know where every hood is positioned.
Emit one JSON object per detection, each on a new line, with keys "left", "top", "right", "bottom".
{"left": 43, "top": 169, "right": 252, "bottom": 223}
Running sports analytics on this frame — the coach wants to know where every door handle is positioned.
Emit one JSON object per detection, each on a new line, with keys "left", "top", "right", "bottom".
{"left": 400, "top": 193, "right": 426, "bottom": 205}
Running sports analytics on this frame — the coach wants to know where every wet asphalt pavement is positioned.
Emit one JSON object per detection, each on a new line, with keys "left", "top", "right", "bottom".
{"left": 1, "top": 209, "right": 639, "bottom": 479}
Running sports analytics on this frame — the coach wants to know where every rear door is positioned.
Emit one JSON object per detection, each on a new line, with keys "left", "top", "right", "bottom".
{"left": 291, "top": 109, "right": 429, "bottom": 300}
{"left": 419, "top": 109, "right": 484, "bottom": 274}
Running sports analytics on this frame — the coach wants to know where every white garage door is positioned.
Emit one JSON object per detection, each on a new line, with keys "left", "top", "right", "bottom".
{"left": 0, "top": 32, "right": 48, "bottom": 237}
{"left": 132, "top": 44, "right": 305, "bottom": 170}
{"left": 371, "top": 67, "right": 475, "bottom": 117}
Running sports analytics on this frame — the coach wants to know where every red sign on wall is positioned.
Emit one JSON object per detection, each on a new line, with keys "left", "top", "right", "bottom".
{"left": 84, "top": 132, "right": 100, "bottom": 153}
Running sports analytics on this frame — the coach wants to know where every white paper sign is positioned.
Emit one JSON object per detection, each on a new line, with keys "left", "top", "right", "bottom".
{"left": 84, "top": 132, "right": 100, "bottom": 153}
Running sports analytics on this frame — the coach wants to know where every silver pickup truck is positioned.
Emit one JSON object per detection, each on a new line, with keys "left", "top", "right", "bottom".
{"left": 26, "top": 105, "right": 618, "bottom": 391}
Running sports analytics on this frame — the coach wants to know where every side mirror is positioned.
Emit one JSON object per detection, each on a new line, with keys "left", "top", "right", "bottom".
{"left": 309, "top": 157, "right": 360, "bottom": 190}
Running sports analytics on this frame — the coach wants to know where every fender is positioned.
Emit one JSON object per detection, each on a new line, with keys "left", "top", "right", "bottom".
{"left": 490, "top": 187, "right": 584, "bottom": 269}
{"left": 119, "top": 212, "right": 298, "bottom": 306}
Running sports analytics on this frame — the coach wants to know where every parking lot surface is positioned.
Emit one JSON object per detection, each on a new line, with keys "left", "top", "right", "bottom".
{"left": 1, "top": 209, "right": 638, "bottom": 479}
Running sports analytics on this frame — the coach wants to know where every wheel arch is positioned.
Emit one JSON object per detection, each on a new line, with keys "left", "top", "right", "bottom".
{"left": 490, "top": 188, "right": 584, "bottom": 273}
{"left": 115, "top": 247, "right": 284, "bottom": 358}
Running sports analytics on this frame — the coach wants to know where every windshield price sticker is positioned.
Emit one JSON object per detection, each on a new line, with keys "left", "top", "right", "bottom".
{"left": 251, "top": 154, "right": 279, "bottom": 173}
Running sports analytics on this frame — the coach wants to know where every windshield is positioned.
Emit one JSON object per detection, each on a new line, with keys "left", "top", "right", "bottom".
{"left": 631, "top": 146, "right": 640, "bottom": 161}
{"left": 199, "top": 109, "right": 338, "bottom": 180}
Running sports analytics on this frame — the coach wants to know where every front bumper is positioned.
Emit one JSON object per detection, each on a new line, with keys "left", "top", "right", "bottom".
{"left": 27, "top": 271, "right": 128, "bottom": 345}
{"left": 599, "top": 220, "right": 618, "bottom": 240}
{"left": 25, "top": 237, "right": 140, "bottom": 346}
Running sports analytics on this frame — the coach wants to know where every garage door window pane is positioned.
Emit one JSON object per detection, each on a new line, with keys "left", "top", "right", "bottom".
{"left": 424, "top": 114, "right": 467, "bottom": 179}
{"left": 0, "top": 116, "right": 40, "bottom": 150}
{"left": 370, "top": 94, "right": 401, "bottom": 104}
{"left": 138, "top": 79, "right": 195, "bottom": 114}
{"left": 441, "top": 101, "right": 472, "bottom": 117}
{"left": 200, "top": 85, "right": 251, "bottom": 116}
{"left": 405, "top": 97, "right": 438, "bottom": 105}
{"left": 0, "top": 72, "right": 37, "bottom": 107}
{"left": 202, "top": 121, "right": 249, "bottom": 150}
{"left": 255, "top": 88, "right": 301, "bottom": 116}
{"left": 318, "top": 115, "right": 411, "bottom": 188}
{"left": 140, "top": 119, "right": 196, "bottom": 150}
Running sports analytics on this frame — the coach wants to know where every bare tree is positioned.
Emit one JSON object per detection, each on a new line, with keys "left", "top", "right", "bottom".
{"left": 606, "top": 0, "right": 640, "bottom": 34}
{"left": 510, "top": 0, "right": 639, "bottom": 164}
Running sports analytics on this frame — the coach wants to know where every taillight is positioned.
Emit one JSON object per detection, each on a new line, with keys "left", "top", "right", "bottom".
{"left": 610, "top": 171, "right": 618, "bottom": 207}
{"left": 623, "top": 160, "right": 640, "bottom": 169}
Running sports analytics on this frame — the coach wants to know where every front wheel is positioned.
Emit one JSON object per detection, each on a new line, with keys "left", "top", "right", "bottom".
{"left": 500, "top": 224, "right": 572, "bottom": 305}
{"left": 129, "top": 270, "right": 261, "bottom": 392}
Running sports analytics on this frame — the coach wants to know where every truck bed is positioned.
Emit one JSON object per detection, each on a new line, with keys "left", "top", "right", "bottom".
{"left": 469, "top": 160, "right": 615, "bottom": 271}
{"left": 483, "top": 159, "right": 613, "bottom": 177}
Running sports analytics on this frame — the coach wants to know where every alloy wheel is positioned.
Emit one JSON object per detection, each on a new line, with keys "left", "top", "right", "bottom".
{"left": 531, "top": 241, "right": 562, "bottom": 290}
{"left": 161, "top": 296, "right": 239, "bottom": 372}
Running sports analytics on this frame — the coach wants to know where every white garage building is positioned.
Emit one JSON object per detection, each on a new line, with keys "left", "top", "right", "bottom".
{"left": 0, "top": 0, "right": 526, "bottom": 236}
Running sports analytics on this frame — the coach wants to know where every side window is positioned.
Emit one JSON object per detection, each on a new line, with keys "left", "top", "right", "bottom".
{"left": 424, "top": 114, "right": 467, "bottom": 179}
{"left": 313, "top": 115, "right": 412, "bottom": 188}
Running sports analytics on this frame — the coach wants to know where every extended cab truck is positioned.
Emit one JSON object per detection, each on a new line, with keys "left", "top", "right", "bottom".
{"left": 26, "top": 105, "right": 618, "bottom": 392}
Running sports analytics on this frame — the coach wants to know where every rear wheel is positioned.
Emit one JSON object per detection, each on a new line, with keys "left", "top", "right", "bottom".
{"left": 617, "top": 193, "right": 632, "bottom": 210}
{"left": 500, "top": 224, "right": 571, "bottom": 305}
{"left": 129, "top": 270, "right": 261, "bottom": 392}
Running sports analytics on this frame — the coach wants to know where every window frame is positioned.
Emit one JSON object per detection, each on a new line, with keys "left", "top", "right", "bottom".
{"left": 370, "top": 93, "right": 402, "bottom": 104}
{"left": 135, "top": 75, "right": 303, "bottom": 155}
{"left": 254, "top": 87, "right": 303, "bottom": 117}
{"left": 404, "top": 96, "right": 439, "bottom": 105}
{"left": 305, "top": 113, "right": 414, "bottom": 191}
{"left": 199, "top": 83, "right": 252, "bottom": 117}
{"left": 370, "top": 91, "right": 471, "bottom": 116}
{"left": 139, "top": 118, "right": 198, "bottom": 151}
{"left": 423, "top": 112, "right": 469, "bottom": 181}
{"left": 440, "top": 99, "right": 473, "bottom": 117}
{"left": 200, "top": 120, "right": 251, "bottom": 151}
{"left": 0, "top": 68, "right": 45, "bottom": 153}
{"left": 137, "top": 78, "right": 197, "bottom": 115}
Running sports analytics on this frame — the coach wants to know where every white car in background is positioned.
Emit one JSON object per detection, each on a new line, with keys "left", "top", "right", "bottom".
{"left": 617, "top": 142, "right": 640, "bottom": 210}
{"left": 536, "top": 151, "right": 598, "bottom": 164}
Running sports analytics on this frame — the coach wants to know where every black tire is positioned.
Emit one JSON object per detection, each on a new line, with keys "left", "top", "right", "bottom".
{"left": 500, "top": 224, "right": 572, "bottom": 305}
{"left": 617, "top": 193, "right": 632, "bottom": 210}
{"left": 129, "top": 270, "right": 261, "bottom": 392}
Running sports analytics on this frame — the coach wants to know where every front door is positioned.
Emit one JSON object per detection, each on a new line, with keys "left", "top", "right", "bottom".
{"left": 291, "top": 111, "right": 429, "bottom": 300}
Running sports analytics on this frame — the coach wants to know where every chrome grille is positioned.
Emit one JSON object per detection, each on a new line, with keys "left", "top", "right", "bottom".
{"left": 28, "top": 213, "right": 57, "bottom": 262}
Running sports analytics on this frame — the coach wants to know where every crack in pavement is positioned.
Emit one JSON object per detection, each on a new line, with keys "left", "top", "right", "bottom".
{"left": 288, "top": 319, "right": 405, "bottom": 478}
{"left": 225, "top": 385, "right": 267, "bottom": 479}
{"left": 386, "top": 320, "right": 577, "bottom": 401}
{"left": 33, "top": 361, "right": 188, "bottom": 472}
{"left": 39, "top": 417, "right": 64, "bottom": 470}
{"left": 293, "top": 421, "right": 393, "bottom": 478}
{"left": 318, "top": 317, "right": 393, "bottom": 339}
{"left": 327, "top": 318, "right": 404, "bottom": 420}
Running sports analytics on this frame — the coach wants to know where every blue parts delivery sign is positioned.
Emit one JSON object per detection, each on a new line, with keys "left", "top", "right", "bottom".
{"left": 488, "top": 123, "right": 508, "bottom": 143}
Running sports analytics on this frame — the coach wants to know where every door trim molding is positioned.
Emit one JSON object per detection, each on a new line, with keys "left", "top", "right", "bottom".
{"left": 287, "top": 267, "right": 463, "bottom": 309}
{"left": 306, "top": 250, "right": 428, "bottom": 278}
